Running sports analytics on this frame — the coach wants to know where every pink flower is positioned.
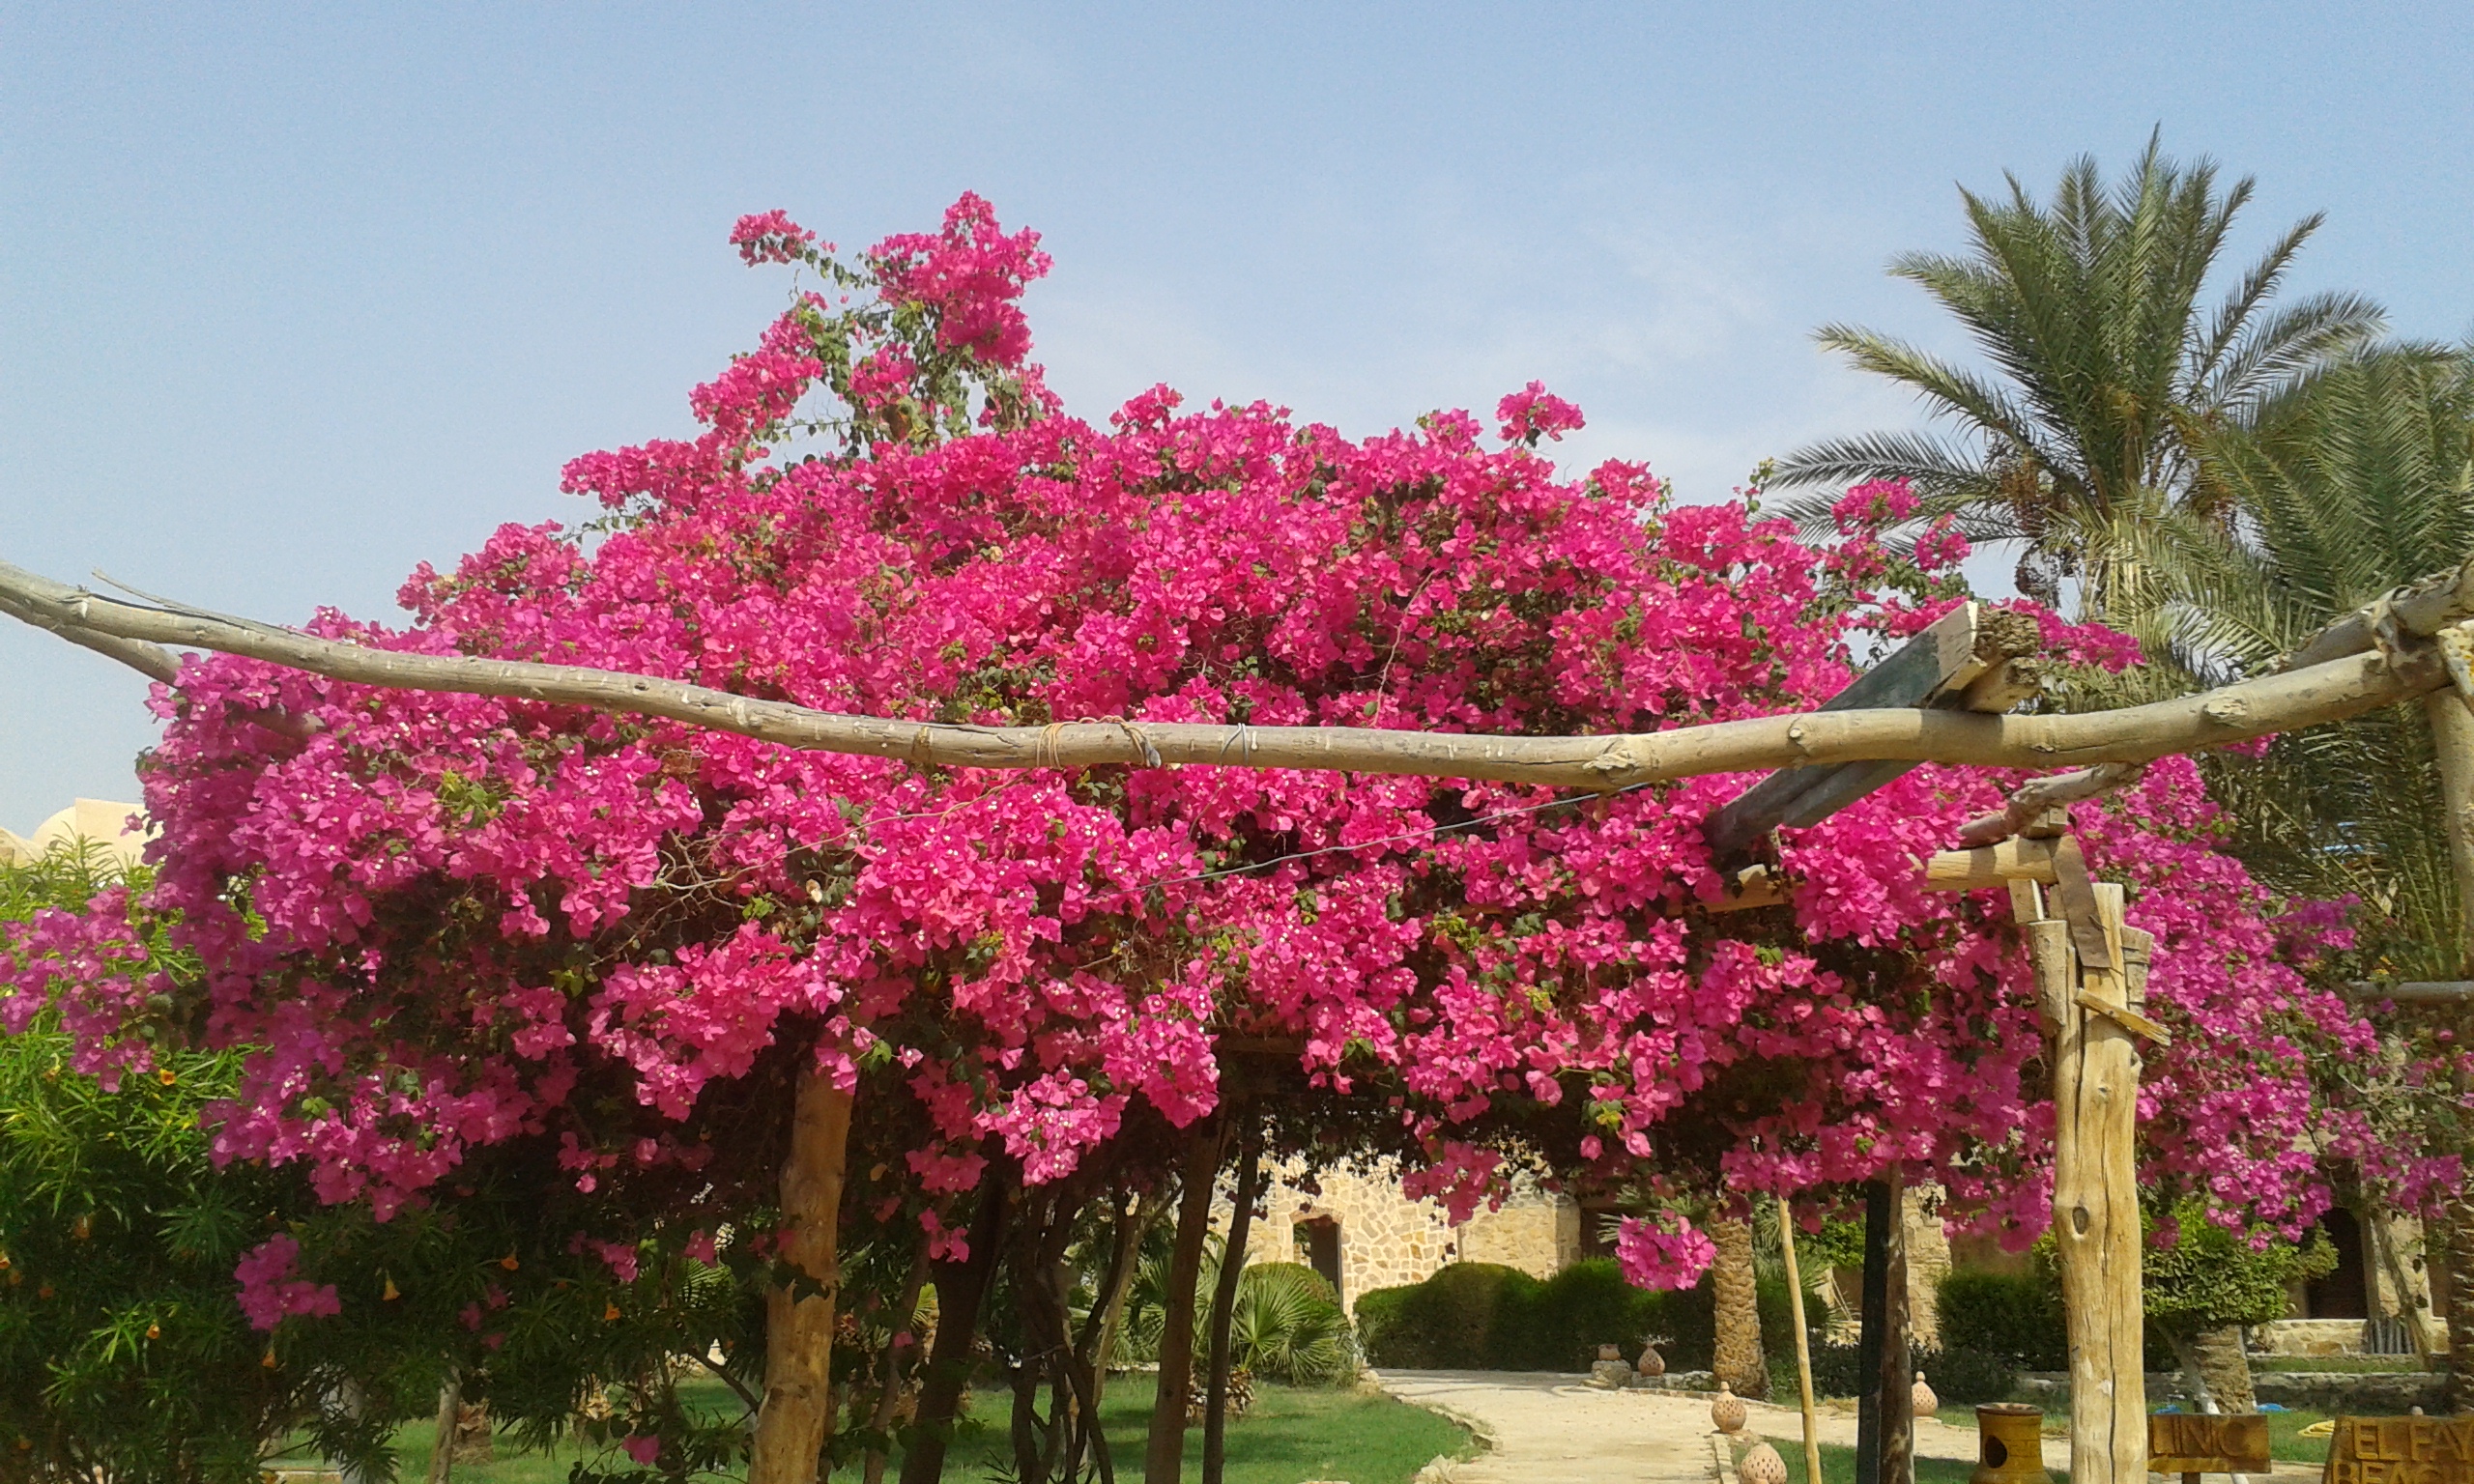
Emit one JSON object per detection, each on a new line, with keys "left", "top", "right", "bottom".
{"left": 729, "top": 210, "right": 819, "bottom": 267}
{"left": 622, "top": 1436, "right": 661, "bottom": 1466}
{"left": 233, "top": 1234, "right": 342, "bottom": 1330}
{"left": 1495, "top": 381, "right": 1585, "bottom": 444}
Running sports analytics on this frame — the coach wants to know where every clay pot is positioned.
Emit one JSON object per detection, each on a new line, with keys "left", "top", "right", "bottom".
{"left": 1740, "top": 1441, "right": 1789, "bottom": 1484}
{"left": 1636, "top": 1344, "right": 1666, "bottom": 1378}
{"left": 1598, "top": 1343, "right": 1624, "bottom": 1362}
{"left": 1913, "top": 1371, "right": 1939, "bottom": 1418}
{"left": 1711, "top": 1383, "right": 1747, "bottom": 1436}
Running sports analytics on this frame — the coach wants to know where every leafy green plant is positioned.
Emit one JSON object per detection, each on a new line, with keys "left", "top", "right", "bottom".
{"left": 1227, "top": 1263, "right": 1354, "bottom": 1385}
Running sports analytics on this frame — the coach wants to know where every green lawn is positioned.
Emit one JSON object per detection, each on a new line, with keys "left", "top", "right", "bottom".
{"left": 1750, "top": 1440, "right": 2038, "bottom": 1484}
{"left": 307, "top": 1378, "right": 1472, "bottom": 1484}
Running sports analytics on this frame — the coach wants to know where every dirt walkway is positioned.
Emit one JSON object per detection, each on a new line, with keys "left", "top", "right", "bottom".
{"left": 1370, "top": 1372, "right": 2076, "bottom": 1483}
{"left": 1373, "top": 1373, "right": 2323, "bottom": 1484}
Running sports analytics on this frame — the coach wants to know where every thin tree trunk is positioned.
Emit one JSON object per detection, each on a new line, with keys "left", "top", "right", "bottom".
{"left": 2425, "top": 693, "right": 2474, "bottom": 977}
{"left": 1202, "top": 1127, "right": 1262, "bottom": 1484}
{"left": 861, "top": 1234, "right": 933, "bottom": 1484}
{"left": 1144, "top": 1124, "right": 1225, "bottom": 1484}
{"left": 427, "top": 1375, "right": 461, "bottom": 1484}
{"left": 750, "top": 1070, "right": 855, "bottom": 1484}
{"left": 900, "top": 1164, "right": 1012, "bottom": 1484}
{"left": 1711, "top": 1215, "right": 1768, "bottom": 1400}
{"left": 1071, "top": 1193, "right": 1150, "bottom": 1484}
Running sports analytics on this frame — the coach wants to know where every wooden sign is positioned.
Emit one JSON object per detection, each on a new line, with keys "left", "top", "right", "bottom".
{"left": 2148, "top": 1413, "right": 2269, "bottom": 1476}
{"left": 2321, "top": 1415, "right": 2474, "bottom": 1484}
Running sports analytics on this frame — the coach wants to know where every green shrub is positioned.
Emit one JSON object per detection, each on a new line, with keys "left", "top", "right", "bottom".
{"left": 1938, "top": 1267, "right": 2067, "bottom": 1371}
{"left": 1917, "top": 1343, "right": 2020, "bottom": 1404}
{"left": 1233, "top": 1263, "right": 1356, "bottom": 1384}
{"left": 1799, "top": 1340, "right": 2018, "bottom": 1404}
{"left": 1401, "top": 1262, "right": 1539, "bottom": 1368}
{"left": 1512, "top": 1258, "right": 1664, "bottom": 1370}
{"left": 1352, "top": 1284, "right": 1417, "bottom": 1365}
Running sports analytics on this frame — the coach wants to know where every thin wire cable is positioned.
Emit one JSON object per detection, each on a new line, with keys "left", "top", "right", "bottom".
{"left": 1133, "top": 780, "right": 1656, "bottom": 893}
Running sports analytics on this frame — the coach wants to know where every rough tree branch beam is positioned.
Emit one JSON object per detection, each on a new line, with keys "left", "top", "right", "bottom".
{"left": 0, "top": 556, "right": 2455, "bottom": 790}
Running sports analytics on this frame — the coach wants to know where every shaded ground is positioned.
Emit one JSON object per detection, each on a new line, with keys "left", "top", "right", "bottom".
{"left": 315, "top": 1378, "right": 1470, "bottom": 1484}
{"left": 1375, "top": 1372, "right": 2328, "bottom": 1484}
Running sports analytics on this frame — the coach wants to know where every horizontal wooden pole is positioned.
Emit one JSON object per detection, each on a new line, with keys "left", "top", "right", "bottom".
{"left": 2343, "top": 981, "right": 2474, "bottom": 1005}
{"left": 1921, "top": 837, "right": 2060, "bottom": 892}
{"left": 2283, "top": 557, "right": 2474, "bottom": 672}
{"left": 0, "top": 556, "right": 2452, "bottom": 790}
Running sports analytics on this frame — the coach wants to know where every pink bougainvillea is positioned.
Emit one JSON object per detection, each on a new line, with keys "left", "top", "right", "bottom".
{"left": 233, "top": 1233, "right": 342, "bottom": 1330}
{"left": 2, "top": 194, "right": 2452, "bottom": 1305}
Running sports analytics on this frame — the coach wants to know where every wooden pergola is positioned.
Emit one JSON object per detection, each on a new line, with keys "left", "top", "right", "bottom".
{"left": 6, "top": 554, "right": 2473, "bottom": 1484}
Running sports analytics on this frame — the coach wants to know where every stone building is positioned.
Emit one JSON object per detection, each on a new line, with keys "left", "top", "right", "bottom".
{"left": 0, "top": 799, "right": 150, "bottom": 870}
{"left": 1233, "top": 1159, "right": 1581, "bottom": 1312}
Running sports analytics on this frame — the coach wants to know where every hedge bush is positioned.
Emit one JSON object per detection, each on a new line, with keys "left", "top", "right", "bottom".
{"left": 1938, "top": 1267, "right": 2067, "bottom": 1371}
{"left": 1354, "top": 1258, "right": 1717, "bottom": 1371}
{"left": 1801, "top": 1340, "right": 2019, "bottom": 1405}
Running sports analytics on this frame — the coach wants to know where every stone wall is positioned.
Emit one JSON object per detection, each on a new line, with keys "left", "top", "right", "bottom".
{"left": 1236, "top": 1158, "right": 1576, "bottom": 1314}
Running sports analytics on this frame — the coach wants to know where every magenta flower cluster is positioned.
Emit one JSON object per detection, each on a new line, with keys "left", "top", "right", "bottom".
{"left": 0, "top": 196, "right": 2452, "bottom": 1306}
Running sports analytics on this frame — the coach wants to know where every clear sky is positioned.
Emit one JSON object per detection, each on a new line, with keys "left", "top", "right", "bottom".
{"left": 5, "top": 3, "right": 2470, "bottom": 836}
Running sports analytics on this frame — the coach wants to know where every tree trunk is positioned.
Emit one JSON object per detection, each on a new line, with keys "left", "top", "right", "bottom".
{"left": 1072, "top": 1193, "right": 1153, "bottom": 1484}
{"left": 2189, "top": 1325, "right": 2256, "bottom": 1414}
{"left": 426, "top": 1376, "right": 461, "bottom": 1484}
{"left": 1143, "top": 1125, "right": 1225, "bottom": 1484}
{"left": 861, "top": 1234, "right": 932, "bottom": 1484}
{"left": 900, "top": 1163, "right": 1012, "bottom": 1484}
{"left": 750, "top": 1070, "right": 855, "bottom": 1484}
{"left": 1203, "top": 1127, "right": 1262, "bottom": 1484}
{"left": 1711, "top": 1215, "right": 1768, "bottom": 1401}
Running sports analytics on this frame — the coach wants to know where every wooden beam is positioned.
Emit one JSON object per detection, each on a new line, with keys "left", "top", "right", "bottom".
{"left": 1706, "top": 605, "right": 1990, "bottom": 859}
{"left": 2343, "top": 981, "right": 2474, "bottom": 1005}
{"left": 1919, "top": 837, "right": 2059, "bottom": 892}
{"left": 2282, "top": 558, "right": 2474, "bottom": 672}
{"left": 0, "top": 556, "right": 2455, "bottom": 790}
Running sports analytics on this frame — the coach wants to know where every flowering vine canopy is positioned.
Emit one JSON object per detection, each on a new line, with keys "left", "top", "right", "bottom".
{"left": 1, "top": 194, "right": 2451, "bottom": 1301}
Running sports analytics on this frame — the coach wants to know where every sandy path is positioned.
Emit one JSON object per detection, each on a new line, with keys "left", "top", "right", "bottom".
{"left": 1370, "top": 1372, "right": 2078, "bottom": 1482}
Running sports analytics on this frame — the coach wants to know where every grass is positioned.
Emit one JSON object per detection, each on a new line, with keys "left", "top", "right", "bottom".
{"left": 282, "top": 1378, "right": 1472, "bottom": 1484}
{"left": 1749, "top": 1440, "right": 2044, "bottom": 1484}
{"left": 2249, "top": 1356, "right": 2437, "bottom": 1373}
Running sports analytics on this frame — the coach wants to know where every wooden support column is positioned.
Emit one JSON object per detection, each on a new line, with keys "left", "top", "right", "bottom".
{"left": 1854, "top": 1174, "right": 1911, "bottom": 1484}
{"left": 1777, "top": 1197, "right": 1825, "bottom": 1484}
{"left": 752, "top": 1070, "right": 855, "bottom": 1484}
{"left": 2046, "top": 882, "right": 2145, "bottom": 1484}
{"left": 2426, "top": 691, "right": 2474, "bottom": 975}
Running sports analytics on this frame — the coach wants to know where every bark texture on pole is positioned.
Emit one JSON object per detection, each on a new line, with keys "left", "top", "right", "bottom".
{"left": 426, "top": 1376, "right": 462, "bottom": 1484}
{"left": 750, "top": 1070, "right": 854, "bottom": 1484}
{"left": 1711, "top": 1216, "right": 1769, "bottom": 1400}
{"left": 2046, "top": 883, "right": 2146, "bottom": 1484}
{"left": 1145, "top": 1127, "right": 1225, "bottom": 1484}
{"left": 0, "top": 557, "right": 2457, "bottom": 793}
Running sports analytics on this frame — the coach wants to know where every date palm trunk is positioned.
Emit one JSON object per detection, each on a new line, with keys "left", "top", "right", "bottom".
{"left": 1712, "top": 1215, "right": 1769, "bottom": 1400}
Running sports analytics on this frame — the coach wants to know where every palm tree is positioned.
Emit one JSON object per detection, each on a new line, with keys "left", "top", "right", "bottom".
{"left": 2151, "top": 346, "right": 2474, "bottom": 978}
{"left": 1775, "top": 134, "right": 2383, "bottom": 618}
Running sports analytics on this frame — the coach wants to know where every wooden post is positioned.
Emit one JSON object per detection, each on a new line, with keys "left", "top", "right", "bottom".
{"left": 2049, "top": 881, "right": 2145, "bottom": 1484}
{"left": 1778, "top": 1196, "right": 1825, "bottom": 1484}
{"left": 2427, "top": 692, "right": 2474, "bottom": 975}
{"left": 1854, "top": 1175, "right": 1911, "bottom": 1484}
{"left": 750, "top": 1070, "right": 855, "bottom": 1484}
{"left": 1145, "top": 1125, "right": 1226, "bottom": 1484}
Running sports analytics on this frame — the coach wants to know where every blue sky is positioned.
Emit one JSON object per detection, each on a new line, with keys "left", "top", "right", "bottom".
{"left": 5, "top": 3, "right": 2470, "bottom": 835}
